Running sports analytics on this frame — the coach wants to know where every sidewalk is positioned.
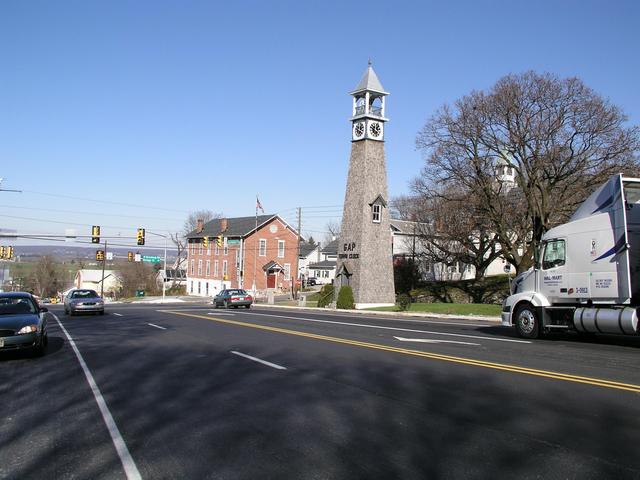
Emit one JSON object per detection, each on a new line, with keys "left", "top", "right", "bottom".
{"left": 108, "top": 296, "right": 210, "bottom": 305}
{"left": 254, "top": 302, "right": 501, "bottom": 323}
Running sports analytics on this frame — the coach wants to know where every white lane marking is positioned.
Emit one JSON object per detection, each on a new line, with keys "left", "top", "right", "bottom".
{"left": 245, "top": 312, "right": 531, "bottom": 344}
{"left": 230, "top": 351, "right": 287, "bottom": 370}
{"left": 394, "top": 336, "right": 480, "bottom": 346}
{"left": 54, "top": 316, "right": 142, "bottom": 480}
{"left": 113, "top": 313, "right": 123, "bottom": 317}
{"left": 206, "top": 312, "right": 235, "bottom": 316}
{"left": 147, "top": 323, "right": 167, "bottom": 330}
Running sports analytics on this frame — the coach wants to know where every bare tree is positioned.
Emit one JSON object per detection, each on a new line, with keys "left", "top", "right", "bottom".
{"left": 168, "top": 210, "right": 222, "bottom": 288}
{"left": 324, "top": 220, "right": 341, "bottom": 245}
{"left": 183, "top": 210, "right": 220, "bottom": 237}
{"left": 415, "top": 71, "right": 640, "bottom": 273}
{"left": 27, "top": 256, "right": 64, "bottom": 298}
{"left": 117, "top": 261, "right": 157, "bottom": 297}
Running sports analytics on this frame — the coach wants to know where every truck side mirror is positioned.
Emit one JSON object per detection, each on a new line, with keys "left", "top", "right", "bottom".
{"left": 533, "top": 246, "right": 541, "bottom": 268}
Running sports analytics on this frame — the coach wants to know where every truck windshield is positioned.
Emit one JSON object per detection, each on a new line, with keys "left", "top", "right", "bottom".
{"left": 542, "top": 239, "right": 566, "bottom": 269}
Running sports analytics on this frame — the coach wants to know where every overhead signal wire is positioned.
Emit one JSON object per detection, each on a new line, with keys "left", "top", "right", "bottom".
{"left": 0, "top": 204, "right": 183, "bottom": 223}
{"left": 0, "top": 214, "right": 175, "bottom": 235}
{"left": 22, "top": 190, "right": 191, "bottom": 214}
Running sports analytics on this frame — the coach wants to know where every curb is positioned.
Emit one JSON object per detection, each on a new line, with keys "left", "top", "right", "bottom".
{"left": 253, "top": 302, "right": 501, "bottom": 323}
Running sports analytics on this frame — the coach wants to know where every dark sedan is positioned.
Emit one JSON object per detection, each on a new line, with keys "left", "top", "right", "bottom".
{"left": 212, "top": 289, "right": 253, "bottom": 309}
{"left": 64, "top": 289, "right": 105, "bottom": 316}
{"left": 0, "top": 292, "right": 49, "bottom": 356}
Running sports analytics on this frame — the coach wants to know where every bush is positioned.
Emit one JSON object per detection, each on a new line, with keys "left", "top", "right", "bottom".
{"left": 336, "top": 286, "right": 355, "bottom": 309}
{"left": 397, "top": 293, "right": 411, "bottom": 311}
{"left": 317, "top": 284, "right": 334, "bottom": 308}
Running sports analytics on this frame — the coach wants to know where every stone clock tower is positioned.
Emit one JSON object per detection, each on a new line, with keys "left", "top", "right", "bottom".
{"left": 336, "top": 62, "right": 396, "bottom": 308}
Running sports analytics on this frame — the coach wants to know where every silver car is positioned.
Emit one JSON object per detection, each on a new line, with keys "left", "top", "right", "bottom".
{"left": 64, "top": 289, "right": 105, "bottom": 316}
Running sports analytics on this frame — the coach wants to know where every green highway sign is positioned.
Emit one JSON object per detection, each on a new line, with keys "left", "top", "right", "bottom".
{"left": 142, "top": 255, "right": 161, "bottom": 263}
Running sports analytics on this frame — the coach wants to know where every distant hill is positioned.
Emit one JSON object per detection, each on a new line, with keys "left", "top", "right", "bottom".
{"left": 10, "top": 245, "right": 179, "bottom": 263}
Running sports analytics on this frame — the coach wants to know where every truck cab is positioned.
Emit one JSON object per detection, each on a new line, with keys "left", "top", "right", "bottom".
{"left": 503, "top": 174, "right": 640, "bottom": 338}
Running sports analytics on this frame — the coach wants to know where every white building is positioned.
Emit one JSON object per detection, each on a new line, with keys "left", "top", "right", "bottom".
{"left": 298, "top": 241, "right": 321, "bottom": 282}
{"left": 390, "top": 219, "right": 510, "bottom": 281}
{"left": 74, "top": 269, "right": 121, "bottom": 296}
{"left": 308, "top": 240, "right": 337, "bottom": 284}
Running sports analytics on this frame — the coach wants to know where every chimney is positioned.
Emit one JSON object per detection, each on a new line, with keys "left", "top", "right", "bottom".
{"left": 220, "top": 218, "right": 228, "bottom": 233}
{"left": 196, "top": 219, "right": 204, "bottom": 233}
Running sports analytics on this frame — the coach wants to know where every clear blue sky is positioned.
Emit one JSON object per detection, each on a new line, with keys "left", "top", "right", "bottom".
{"left": 1, "top": 0, "right": 638, "bottom": 248}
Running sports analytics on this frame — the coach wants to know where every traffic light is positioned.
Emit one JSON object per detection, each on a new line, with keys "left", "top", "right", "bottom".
{"left": 0, "top": 246, "right": 5, "bottom": 259}
{"left": 128, "top": 251, "right": 134, "bottom": 262}
{"left": 216, "top": 235, "right": 223, "bottom": 247}
{"left": 96, "top": 250, "right": 105, "bottom": 261}
{"left": 137, "top": 228, "right": 145, "bottom": 246}
{"left": 203, "top": 236, "right": 209, "bottom": 249}
{"left": 7, "top": 247, "right": 13, "bottom": 259}
{"left": 91, "top": 225, "right": 101, "bottom": 244}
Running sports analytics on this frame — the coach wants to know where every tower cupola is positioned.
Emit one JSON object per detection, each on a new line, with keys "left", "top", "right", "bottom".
{"left": 350, "top": 61, "right": 389, "bottom": 142}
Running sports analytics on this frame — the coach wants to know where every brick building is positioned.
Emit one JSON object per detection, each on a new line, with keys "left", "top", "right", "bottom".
{"left": 185, "top": 215, "right": 299, "bottom": 297}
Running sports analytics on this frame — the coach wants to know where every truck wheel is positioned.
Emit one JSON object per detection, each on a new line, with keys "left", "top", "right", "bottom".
{"left": 514, "top": 304, "right": 540, "bottom": 339}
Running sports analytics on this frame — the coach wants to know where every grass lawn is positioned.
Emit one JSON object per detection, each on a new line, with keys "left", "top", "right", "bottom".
{"left": 367, "top": 303, "right": 501, "bottom": 316}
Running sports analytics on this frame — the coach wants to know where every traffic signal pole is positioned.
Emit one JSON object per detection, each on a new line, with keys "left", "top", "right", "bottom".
{"left": 146, "top": 231, "right": 167, "bottom": 304}
{"left": 101, "top": 239, "right": 107, "bottom": 298}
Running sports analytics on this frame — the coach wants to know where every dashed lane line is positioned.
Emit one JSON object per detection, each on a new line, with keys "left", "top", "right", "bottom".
{"left": 231, "top": 351, "right": 287, "bottom": 370}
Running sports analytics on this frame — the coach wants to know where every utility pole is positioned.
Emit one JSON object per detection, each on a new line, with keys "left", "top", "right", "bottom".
{"left": 100, "top": 239, "right": 107, "bottom": 298}
{"left": 294, "top": 207, "right": 301, "bottom": 299}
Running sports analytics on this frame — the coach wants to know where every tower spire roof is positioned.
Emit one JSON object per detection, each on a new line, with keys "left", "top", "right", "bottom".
{"left": 351, "top": 62, "right": 388, "bottom": 95}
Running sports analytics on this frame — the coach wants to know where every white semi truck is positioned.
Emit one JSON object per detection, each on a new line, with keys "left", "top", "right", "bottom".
{"left": 502, "top": 174, "right": 640, "bottom": 339}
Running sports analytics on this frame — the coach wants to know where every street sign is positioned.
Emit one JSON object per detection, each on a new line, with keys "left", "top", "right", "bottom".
{"left": 227, "top": 239, "right": 240, "bottom": 245}
{"left": 142, "top": 255, "right": 161, "bottom": 263}
{"left": 106, "top": 252, "right": 114, "bottom": 261}
{"left": 135, "top": 253, "right": 142, "bottom": 262}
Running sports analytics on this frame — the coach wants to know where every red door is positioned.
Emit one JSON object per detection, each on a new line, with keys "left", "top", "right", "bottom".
{"left": 267, "top": 274, "right": 276, "bottom": 288}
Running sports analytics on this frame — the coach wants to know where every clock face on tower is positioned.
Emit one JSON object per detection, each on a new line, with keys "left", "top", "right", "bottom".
{"left": 369, "top": 121, "right": 382, "bottom": 138}
{"left": 353, "top": 121, "right": 365, "bottom": 140}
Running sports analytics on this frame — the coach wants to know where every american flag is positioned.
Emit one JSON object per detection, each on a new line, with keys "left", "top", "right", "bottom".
{"left": 256, "top": 196, "right": 264, "bottom": 213}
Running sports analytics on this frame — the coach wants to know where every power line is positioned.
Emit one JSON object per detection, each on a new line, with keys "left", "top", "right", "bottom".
{"left": 22, "top": 190, "right": 191, "bottom": 214}
{"left": 0, "top": 204, "right": 183, "bottom": 223}
{"left": 0, "top": 213, "right": 174, "bottom": 234}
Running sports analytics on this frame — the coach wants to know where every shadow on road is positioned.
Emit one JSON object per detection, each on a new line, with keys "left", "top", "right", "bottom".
{"left": 2, "top": 314, "right": 639, "bottom": 479}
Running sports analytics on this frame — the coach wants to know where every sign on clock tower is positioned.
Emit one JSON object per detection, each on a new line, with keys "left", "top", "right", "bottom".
{"left": 336, "top": 62, "right": 396, "bottom": 308}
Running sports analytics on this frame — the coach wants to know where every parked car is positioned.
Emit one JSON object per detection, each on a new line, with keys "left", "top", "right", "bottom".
{"left": 212, "top": 289, "right": 253, "bottom": 309}
{"left": 64, "top": 289, "right": 105, "bottom": 316}
{"left": 306, "top": 278, "right": 317, "bottom": 286}
{"left": 0, "top": 292, "right": 49, "bottom": 356}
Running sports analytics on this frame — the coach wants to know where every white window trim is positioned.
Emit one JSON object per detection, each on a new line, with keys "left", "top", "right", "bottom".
{"left": 284, "top": 263, "right": 291, "bottom": 280}
{"left": 197, "top": 259, "right": 202, "bottom": 276}
{"left": 259, "top": 239, "right": 267, "bottom": 257}
{"left": 206, "top": 260, "right": 210, "bottom": 276}
{"left": 198, "top": 242, "right": 203, "bottom": 255}
{"left": 190, "top": 259, "right": 195, "bottom": 275}
{"left": 222, "top": 260, "right": 228, "bottom": 276}
{"left": 278, "top": 240, "right": 285, "bottom": 258}
{"left": 372, "top": 204, "right": 381, "bottom": 223}
{"left": 214, "top": 260, "right": 219, "bottom": 277}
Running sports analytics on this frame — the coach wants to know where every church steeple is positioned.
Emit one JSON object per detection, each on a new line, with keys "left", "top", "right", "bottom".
{"left": 350, "top": 62, "right": 388, "bottom": 142}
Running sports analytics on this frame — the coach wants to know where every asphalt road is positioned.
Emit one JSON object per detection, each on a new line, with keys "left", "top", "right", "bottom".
{"left": 2, "top": 303, "right": 639, "bottom": 479}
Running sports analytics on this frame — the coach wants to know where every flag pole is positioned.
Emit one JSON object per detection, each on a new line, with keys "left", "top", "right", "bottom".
{"left": 252, "top": 195, "right": 258, "bottom": 295}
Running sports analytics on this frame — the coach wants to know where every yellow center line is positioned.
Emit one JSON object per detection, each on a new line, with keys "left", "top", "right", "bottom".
{"left": 165, "top": 310, "right": 640, "bottom": 394}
